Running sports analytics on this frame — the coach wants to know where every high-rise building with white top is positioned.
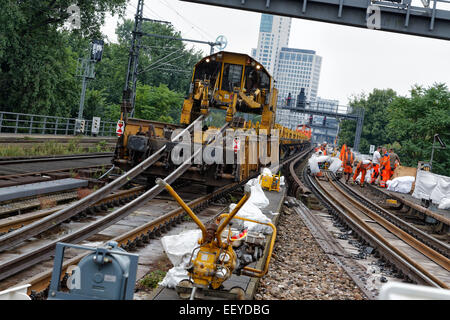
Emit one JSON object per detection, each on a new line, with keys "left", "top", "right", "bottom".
{"left": 275, "top": 47, "right": 322, "bottom": 105}
{"left": 251, "top": 14, "right": 291, "bottom": 75}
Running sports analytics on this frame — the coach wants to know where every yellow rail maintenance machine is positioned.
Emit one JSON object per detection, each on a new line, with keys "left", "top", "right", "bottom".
{"left": 156, "top": 179, "right": 276, "bottom": 300}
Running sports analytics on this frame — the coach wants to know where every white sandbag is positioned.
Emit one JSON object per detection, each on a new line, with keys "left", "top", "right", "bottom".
{"left": 229, "top": 201, "right": 272, "bottom": 234}
{"left": 438, "top": 197, "right": 450, "bottom": 210}
{"left": 261, "top": 167, "right": 273, "bottom": 176}
{"left": 328, "top": 157, "right": 342, "bottom": 173}
{"left": 246, "top": 177, "right": 260, "bottom": 187}
{"left": 248, "top": 183, "right": 269, "bottom": 209}
{"left": 365, "top": 169, "right": 373, "bottom": 183}
{"left": 160, "top": 229, "right": 202, "bottom": 266}
{"left": 158, "top": 265, "right": 189, "bottom": 289}
{"left": 236, "top": 202, "right": 273, "bottom": 234}
{"left": 308, "top": 157, "right": 320, "bottom": 174}
{"left": 280, "top": 176, "right": 285, "bottom": 186}
{"left": 387, "top": 176, "right": 415, "bottom": 194}
{"left": 159, "top": 229, "right": 203, "bottom": 288}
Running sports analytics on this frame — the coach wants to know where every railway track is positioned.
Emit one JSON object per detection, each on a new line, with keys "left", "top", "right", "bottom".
{"left": 0, "top": 138, "right": 312, "bottom": 299}
{"left": 0, "top": 111, "right": 313, "bottom": 298}
{"left": 0, "top": 186, "right": 145, "bottom": 234}
{"left": 0, "top": 183, "right": 240, "bottom": 298}
{"left": 0, "top": 153, "right": 114, "bottom": 188}
{"left": 0, "top": 152, "right": 113, "bottom": 165}
{"left": 0, "top": 116, "right": 225, "bottom": 293}
{"left": 301, "top": 169, "right": 449, "bottom": 289}
{"left": 0, "top": 117, "right": 206, "bottom": 252}
{"left": 330, "top": 173, "right": 449, "bottom": 257}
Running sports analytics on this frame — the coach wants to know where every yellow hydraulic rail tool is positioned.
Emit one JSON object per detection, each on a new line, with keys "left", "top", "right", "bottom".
{"left": 156, "top": 179, "right": 276, "bottom": 300}
{"left": 259, "top": 171, "right": 281, "bottom": 192}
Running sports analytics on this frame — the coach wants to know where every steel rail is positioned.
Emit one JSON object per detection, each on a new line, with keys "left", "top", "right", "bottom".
{"left": 330, "top": 173, "right": 450, "bottom": 258}
{"left": 304, "top": 171, "right": 445, "bottom": 288}
{"left": 0, "top": 149, "right": 196, "bottom": 281}
{"left": 21, "top": 143, "right": 313, "bottom": 296}
{"left": 0, "top": 186, "right": 145, "bottom": 233}
{"left": 0, "top": 164, "right": 113, "bottom": 180}
{"left": 20, "top": 183, "right": 238, "bottom": 296}
{"left": 325, "top": 174, "right": 450, "bottom": 271}
{"left": 288, "top": 148, "right": 312, "bottom": 195}
{"left": 311, "top": 174, "right": 448, "bottom": 288}
{"left": 0, "top": 116, "right": 204, "bottom": 252}
{"left": 0, "top": 153, "right": 113, "bottom": 165}
{"left": 0, "top": 118, "right": 226, "bottom": 280}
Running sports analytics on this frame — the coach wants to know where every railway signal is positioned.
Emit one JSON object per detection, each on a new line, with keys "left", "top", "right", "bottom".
{"left": 76, "top": 40, "right": 103, "bottom": 133}
{"left": 91, "top": 117, "right": 101, "bottom": 136}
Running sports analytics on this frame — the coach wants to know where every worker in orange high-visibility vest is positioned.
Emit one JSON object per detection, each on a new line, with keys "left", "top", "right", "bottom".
{"left": 320, "top": 142, "right": 328, "bottom": 155}
{"left": 388, "top": 148, "right": 401, "bottom": 174}
{"left": 340, "top": 144, "right": 354, "bottom": 184}
{"left": 370, "top": 146, "right": 382, "bottom": 184}
{"left": 379, "top": 148, "right": 390, "bottom": 188}
{"left": 352, "top": 160, "right": 373, "bottom": 187}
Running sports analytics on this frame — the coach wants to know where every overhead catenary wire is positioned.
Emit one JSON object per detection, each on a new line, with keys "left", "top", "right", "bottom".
{"left": 137, "top": 47, "right": 184, "bottom": 74}
{"left": 153, "top": 67, "right": 192, "bottom": 74}
{"left": 156, "top": 0, "right": 215, "bottom": 41}
{"left": 142, "top": 52, "right": 188, "bottom": 73}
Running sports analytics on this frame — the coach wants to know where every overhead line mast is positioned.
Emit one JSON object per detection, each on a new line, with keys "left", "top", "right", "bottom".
{"left": 120, "top": 0, "right": 226, "bottom": 121}
{"left": 122, "top": 0, "right": 172, "bottom": 119}
{"left": 122, "top": 0, "right": 144, "bottom": 120}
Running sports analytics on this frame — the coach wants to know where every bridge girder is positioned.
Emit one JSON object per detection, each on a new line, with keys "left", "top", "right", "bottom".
{"left": 180, "top": 0, "right": 450, "bottom": 41}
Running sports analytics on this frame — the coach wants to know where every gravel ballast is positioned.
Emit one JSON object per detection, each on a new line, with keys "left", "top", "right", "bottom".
{"left": 255, "top": 207, "right": 366, "bottom": 300}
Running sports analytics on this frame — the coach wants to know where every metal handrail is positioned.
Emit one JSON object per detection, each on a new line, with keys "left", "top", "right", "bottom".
{"left": 0, "top": 111, "right": 117, "bottom": 136}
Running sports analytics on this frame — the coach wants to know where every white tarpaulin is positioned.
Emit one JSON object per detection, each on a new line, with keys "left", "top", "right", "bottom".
{"left": 387, "top": 176, "right": 415, "bottom": 194}
{"left": 412, "top": 170, "right": 450, "bottom": 204}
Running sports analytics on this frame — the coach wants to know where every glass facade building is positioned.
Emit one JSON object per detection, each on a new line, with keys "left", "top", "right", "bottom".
{"left": 275, "top": 47, "right": 322, "bottom": 105}
{"left": 251, "top": 14, "right": 291, "bottom": 75}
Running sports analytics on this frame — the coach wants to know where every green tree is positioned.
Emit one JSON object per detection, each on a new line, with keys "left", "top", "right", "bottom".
{"left": 134, "top": 83, "right": 184, "bottom": 124}
{"left": 0, "top": 0, "right": 127, "bottom": 116}
{"left": 338, "top": 89, "right": 397, "bottom": 153}
{"left": 115, "top": 19, "right": 203, "bottom": 95}
{"left": 386, "top": 83, "right": 450, "bottom": 175}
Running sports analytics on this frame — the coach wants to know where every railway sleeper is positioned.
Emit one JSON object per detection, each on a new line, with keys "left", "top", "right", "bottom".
{"left": 141, "top": 234, "right": 150, "bottom": 244}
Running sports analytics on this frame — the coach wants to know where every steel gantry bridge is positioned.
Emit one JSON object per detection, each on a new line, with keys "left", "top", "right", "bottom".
{"left": 180, "top": 0, "right": 450, "bottom": 40}
{"left": 284, "top": 96, "right": 365, "bottom": 151}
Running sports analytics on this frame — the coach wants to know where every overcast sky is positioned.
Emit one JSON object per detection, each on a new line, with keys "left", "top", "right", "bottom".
{"left": 102, "top": 0, "right": 450, "bottom": 105}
